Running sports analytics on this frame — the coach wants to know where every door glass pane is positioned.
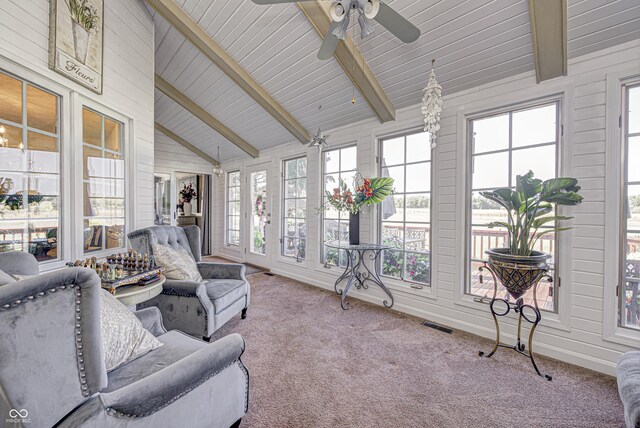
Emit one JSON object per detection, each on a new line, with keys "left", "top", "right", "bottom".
{"left": 341, "top": 146, "right": 357, "bottom": 171}
{"left": 104, "top": 117, "right": 121, "bottom": 153}
{"left": 1, "top": 124, "right": 23, "bottom": 149}
{"left": 406, "top": 132, "right": 430, "bottom": 163}
{"left": 406, "top": 163, "right": 430, "bottom": 193}
{"left": 629, "top": 185, "right": 640, "bottom": 232}
{"left": 249, "top": 171, "right": 267, "bottom": 255}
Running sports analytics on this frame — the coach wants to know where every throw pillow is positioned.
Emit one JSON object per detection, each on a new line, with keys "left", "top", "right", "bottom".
{"left": 0, "top": 269, "right": 16, "bottom": 286}
{"left": 152, "top": 243, "right": 203, "bottom": 282}
{"left": 100, "top": 290, "right": 163, "bottom": 372}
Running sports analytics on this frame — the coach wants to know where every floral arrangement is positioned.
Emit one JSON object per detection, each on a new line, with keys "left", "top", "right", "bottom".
{"left": 65, "top": 0, "right": 101, "bottom": 32}
{"left": 180, "top": 183, "right": 197, "bottom": 204}
{"left": 325, "top": 173, "right": 394, "bottom": 215}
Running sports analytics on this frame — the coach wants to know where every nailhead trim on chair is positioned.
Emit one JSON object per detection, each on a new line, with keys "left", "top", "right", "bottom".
{"left": 238, "top": 359, "right": 250, "bottom": 413}
{"left": 106, "top": 360, "right": 243, "bottom": 419}
{"left": 0, "top": 284, "right": 91, "bottom": 397}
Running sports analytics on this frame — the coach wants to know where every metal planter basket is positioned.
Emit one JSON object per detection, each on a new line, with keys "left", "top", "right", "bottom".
{"left": 485, "top": 248, "right": 551, "bottom": 300}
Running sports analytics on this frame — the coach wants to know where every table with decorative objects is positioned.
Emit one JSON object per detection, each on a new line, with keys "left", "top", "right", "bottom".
{"left": 326, "top": 241, "right": 394, "bottom": 310}
{"left": 112, "top": 275, "right": 166, "bottom": 307}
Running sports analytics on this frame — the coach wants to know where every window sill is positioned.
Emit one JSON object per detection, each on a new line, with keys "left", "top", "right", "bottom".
{"left": 603, "top": 326, "right": 640, "bottom": 348}
{"left": 454, "top": 293, "right": 570, "bottom": 332}
{"left": 276, "top": 256, "right": 308, "bottom": 269}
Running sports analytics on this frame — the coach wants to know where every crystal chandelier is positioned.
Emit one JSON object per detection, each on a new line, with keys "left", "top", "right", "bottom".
{"left": 421, "top": 59, "right": 443, "bottom": 149}
{"left": 212, "top": 146, "right": 223, "bottom": 177}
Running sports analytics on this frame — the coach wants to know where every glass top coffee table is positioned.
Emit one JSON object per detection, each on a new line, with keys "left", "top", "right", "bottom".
{"left": 325, "top": 241, "right": 394, "bottom": 310}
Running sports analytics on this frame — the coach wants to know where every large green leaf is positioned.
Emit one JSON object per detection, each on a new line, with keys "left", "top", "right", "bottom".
{"left": 487, "top": 221, "right": 513, "bottom": 232}
{"left": 542, "top": 177, "right": 578, "bottom": 194}
{"left": 363, "top": 177, "right": 394, "bottom": 205}
{"left": 545, "top": 192, "right": 584, "bottom": 205}
{"left": 532, "top": 215, "right": 573, "bottom": 229}
{"left": 516, "top": 171, "right": 542, "bottom": 199}
{"left": 480, "top": 189, "right": 521, "bottom": 212}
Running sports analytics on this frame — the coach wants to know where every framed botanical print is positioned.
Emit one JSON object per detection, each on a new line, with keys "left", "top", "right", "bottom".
{"left": 49, "top": 0, "right": 104, "bottom": 94}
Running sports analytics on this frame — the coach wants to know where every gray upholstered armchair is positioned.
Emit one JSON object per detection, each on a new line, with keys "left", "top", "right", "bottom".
{"left": 0, "top": 257, "right": 249, "bottom": 428}
{"left": 128, "top": 226, "right": 250, "bottom": 341}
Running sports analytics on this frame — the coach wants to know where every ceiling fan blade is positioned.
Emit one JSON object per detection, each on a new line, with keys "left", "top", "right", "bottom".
{"left": 251, "top": 0, "right": 309, "bottom": 4}
{"left": 318, "top": 21, "right": 341, "bottom": 60}
{"left": 374, "top": 2, "right": 420, "bottom": 43}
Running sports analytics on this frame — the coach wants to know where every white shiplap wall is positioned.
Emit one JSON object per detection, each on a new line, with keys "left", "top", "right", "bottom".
{"left": 0, "top": 0, "right": 155, "bottom": 230}
{"left": 215, "top": 40, "right": 640, "bottom": 375}
{"left": 154, "top": 130, "right": 215, "bottom": 176}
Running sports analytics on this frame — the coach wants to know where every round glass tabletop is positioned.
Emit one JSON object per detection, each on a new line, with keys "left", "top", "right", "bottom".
{"left": 324, "top": 240, "right": 390, "bottom": 251}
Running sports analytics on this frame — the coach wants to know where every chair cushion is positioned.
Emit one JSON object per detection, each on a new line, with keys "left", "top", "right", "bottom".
{"left": 205, "top": 279, "right": 247, "bottom": 314}
{"left": 100, "top": 290, "right": 164, "bottom": 372}
{"left": 104, "top": 330, "right": 206, "bottom": 393}
{"left": 152, "top": 243, "right": 203, "bottom": 282}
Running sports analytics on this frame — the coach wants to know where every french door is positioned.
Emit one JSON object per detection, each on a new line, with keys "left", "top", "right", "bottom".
{"left": 245, "top": 164, "right": 271, "bottom": 268}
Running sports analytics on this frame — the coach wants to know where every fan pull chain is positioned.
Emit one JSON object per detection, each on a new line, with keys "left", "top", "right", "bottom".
{"left": 352, "top": 21, "right": 356, "bottom": 105}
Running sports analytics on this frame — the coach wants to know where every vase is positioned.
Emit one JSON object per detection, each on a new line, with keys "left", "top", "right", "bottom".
{"left": 183, "top": 202, "right": 192, "bottom": 216}
{"left": 72, "top": 21, "right": 90, "bottom": 64}
{"left": 349, "top": 212, "right": 359, "bottom": 245}
{"left": 485, "top": 248, "right": 551, "bottom": 300}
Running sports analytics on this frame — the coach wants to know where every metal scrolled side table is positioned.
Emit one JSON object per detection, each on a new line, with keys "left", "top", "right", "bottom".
{"left": 326, "top": 240, "right": 394, "bottom": 310}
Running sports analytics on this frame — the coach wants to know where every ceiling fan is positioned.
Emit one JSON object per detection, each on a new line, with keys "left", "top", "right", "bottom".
{"left": 251, "top": 0, "right": 421, "bottom": 60}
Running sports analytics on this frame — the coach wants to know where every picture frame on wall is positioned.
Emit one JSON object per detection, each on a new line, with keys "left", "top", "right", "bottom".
{"left": 48, "top": 0, "right": 104, "bottom": 94}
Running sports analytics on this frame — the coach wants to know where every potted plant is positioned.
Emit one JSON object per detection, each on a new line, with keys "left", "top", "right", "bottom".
{"left": 179, "top": 183, "right": 197, "bottom": 216}
{"left": 325, "top": 173, "right": 394, "bottom": 245}
{"left": 480, "top": 171, "right": 583, "bottom": 299}
{"left": 65, "top": 0, "right": 101, "bottom": 64}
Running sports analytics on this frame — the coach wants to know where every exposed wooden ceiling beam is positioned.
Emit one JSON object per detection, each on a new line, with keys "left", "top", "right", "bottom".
{"left": 528, "top": 0, "right": 568, "bottom": 83}
{"left": 155, "top": 122, "right": 221, "bottom": 166}
{"left": 146, "top": 0, "right": 311, "bottom": 145}
{"left": 297, "top": 1, "right": 396, "bottom": 123}
{"left": 155, "top": 74, "right": 259, "bottom": 158}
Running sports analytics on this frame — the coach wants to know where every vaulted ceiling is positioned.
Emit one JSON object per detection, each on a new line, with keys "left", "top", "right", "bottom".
{"left": 151, "top": 0, "right": 640, "bottom": 163}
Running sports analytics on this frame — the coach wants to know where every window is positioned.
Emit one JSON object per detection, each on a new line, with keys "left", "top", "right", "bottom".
{"left": 226, "top": 171, "right": 240, "bottom": 246}
{"left": 322, "top": 145, "right": 357, "bottom": 267}
{"left": 82, "top": 107, "right": 126, "bottom": 254}
{"left": 0, "top": 70, "right": 61, "bottom": 262}
{"left": 466, "top": 101, "right": 560, "bottom": 311}
{"left": 379, "top": 131, "right": 432, "bottom": 286}
{"left": 621, "top": 83, "right": 640, "bottom": 330}
{"left": 282, "top": 157, "right": 307, "bottom": 261}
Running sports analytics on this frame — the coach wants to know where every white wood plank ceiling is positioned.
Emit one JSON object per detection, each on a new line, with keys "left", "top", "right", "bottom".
{"left": 152, "top": 0, "right": 640, "bottom": 162}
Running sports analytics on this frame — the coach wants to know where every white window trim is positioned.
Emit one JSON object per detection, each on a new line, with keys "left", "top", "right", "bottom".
{"left": 225, "top": 170, "right": 241, "bottom": 248}
{"left": 317, "top": 142, "right": 358, "bottom": 271}
{"left": 73, "top": 94, "right": 134, "bottom": 261}
{"left": 377, "top": 129, "right": 434, "bottom": 289}
{"left": 603, "top": 70, "right": 640, "bottom": 347}
{"left": 279, "top": 155, "right": 308, "bottom": 266}
{"left": 0, "top": 64, "right": 71, "bottom": 272}
{"left": 454, "top": 83, "right": 575, "bottom": 332}
{"left": 371, "top": 125, "right": 439, "bottom": 301}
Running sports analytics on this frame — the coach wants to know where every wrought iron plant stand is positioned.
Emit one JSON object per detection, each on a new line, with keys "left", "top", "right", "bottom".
{"left": 477, "top": 255, "right": 553, "bottom": 381}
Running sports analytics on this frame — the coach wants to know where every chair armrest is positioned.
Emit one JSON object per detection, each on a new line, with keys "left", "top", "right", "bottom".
{"left": 618, "top": 351, "right": 640, "bottom": 428}
{"left": 133, "top": 307, "right": 166, "bottom": 337}
{"left": 162, "top": 279, "right": 206, "bottom": 297}
{"left": 100, "top": 333, "right": 246, "bottom": 417}
{"left": 197, "top": 263, "right": 246, "bottom": 280}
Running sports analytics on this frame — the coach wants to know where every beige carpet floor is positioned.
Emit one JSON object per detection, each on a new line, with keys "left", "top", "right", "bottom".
{"left": 210, "top": 272, "right": 624, "bottom": 428}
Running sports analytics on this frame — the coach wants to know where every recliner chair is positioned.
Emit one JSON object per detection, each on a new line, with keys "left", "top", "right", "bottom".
{"left": 0, "top": 254, "right": 249, "bottom": 428}
{"left": 128, "top": 225, "right": 250, "bottom": 341}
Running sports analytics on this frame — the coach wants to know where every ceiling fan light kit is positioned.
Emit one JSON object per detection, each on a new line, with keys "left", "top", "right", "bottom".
{"left": 252, "top": 0, "right": 420, "bottom": 60}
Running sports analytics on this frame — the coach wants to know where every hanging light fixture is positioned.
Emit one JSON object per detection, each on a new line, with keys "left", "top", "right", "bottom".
{"left": 0, "top": 125, "right": 7, "bottom": 147}
{"left": 212, "top": 146, "right": 223, "bottom": 177}
{"left": 421, "top": 59, "right": 443, "bottom": 149}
